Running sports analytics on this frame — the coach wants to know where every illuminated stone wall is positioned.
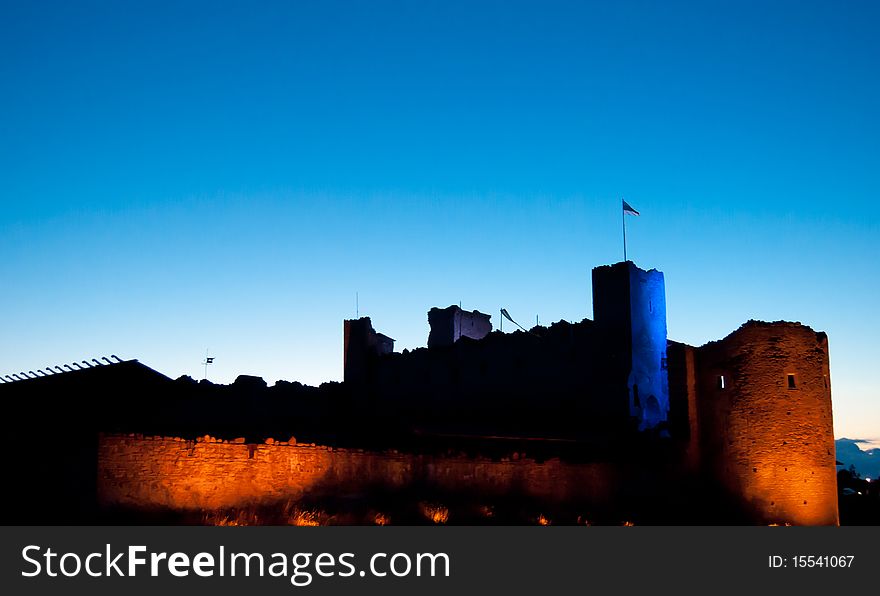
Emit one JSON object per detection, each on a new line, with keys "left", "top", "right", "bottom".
{"left": 98, "top": 434, "right": 618, "bottom": 512}
{"left": 95, "top": 320, "right": 839, "bottom": 526}
{"left": 697, "top": 321, "right": 838, "bottom": 525}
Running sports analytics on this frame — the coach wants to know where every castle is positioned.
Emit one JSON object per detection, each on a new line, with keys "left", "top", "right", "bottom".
{"left": 0, "top": 260, "right": 838, "bottom": 525}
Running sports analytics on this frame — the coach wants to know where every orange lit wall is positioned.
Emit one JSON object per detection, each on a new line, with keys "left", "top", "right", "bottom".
{"left": 98, "top": 434, "right": 618, "bottom": 512}
{"left": 96, "top": 324, "right": 839, "bottom": 525}
{"left": 697, "top": 322, "right": 838, "bottom": 525}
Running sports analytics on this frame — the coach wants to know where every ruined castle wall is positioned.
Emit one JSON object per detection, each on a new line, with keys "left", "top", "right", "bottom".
{"left": 667, "top": 342, "right": 700, "bottom": 471}
{"left": 344, "top": 317, "right": 393, "bottom": 384}
{"left": 696, "top": 322, "right": 838, "bottom": 525}
{"left": 368, "top": 319, "right": 630, "bottom": 437}
{"left": 427, "top": 306, "right": 492, "bottom": 348}
{"left": 98, "top": 434, "right": 618, "bottom": 512}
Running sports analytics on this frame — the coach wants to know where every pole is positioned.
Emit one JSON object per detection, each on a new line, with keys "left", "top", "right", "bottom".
{"left": 204, "top": 348, "right": 208, "bottom": 381}
{"left": 622, "top": 198, "right": 627, "bottom": 262}
{"left": 356, "top": 292, "right": 359, "bottom": 318}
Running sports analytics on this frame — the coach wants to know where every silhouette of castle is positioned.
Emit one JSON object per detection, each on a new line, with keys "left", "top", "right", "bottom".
{"left": 0, "top": 260, "right": 838, "bottom": 525}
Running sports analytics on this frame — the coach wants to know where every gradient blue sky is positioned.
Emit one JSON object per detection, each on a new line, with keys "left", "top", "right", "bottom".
{"left": 1, "top": 0, "right": 878, "bottom": 443}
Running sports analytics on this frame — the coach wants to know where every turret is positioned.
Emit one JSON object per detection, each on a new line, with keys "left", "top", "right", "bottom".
{"left": 696, "top": 321, "right": 838, "bottom": 525}
{"left": 343, "top": 317, "right": 394, "bottom": 385}
{"left": 592, "top": 261, "right": 669, "bottom": 431}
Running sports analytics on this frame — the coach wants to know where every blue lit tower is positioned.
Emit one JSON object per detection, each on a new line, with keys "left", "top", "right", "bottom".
{"left": 592, "top": 261, "right": 670, "bottom": 431}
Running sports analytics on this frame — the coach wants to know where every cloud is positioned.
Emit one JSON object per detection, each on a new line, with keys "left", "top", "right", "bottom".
{"left": 838, "top": 437, "right": 880, "bottom": 449}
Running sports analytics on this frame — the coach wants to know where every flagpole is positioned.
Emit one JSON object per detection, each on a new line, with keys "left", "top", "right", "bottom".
{"left": 622, "top": 198, "right": 627, "bottom": 262}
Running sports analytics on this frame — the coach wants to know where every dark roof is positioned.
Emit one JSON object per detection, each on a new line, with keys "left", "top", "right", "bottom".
{"left": 0, "top": 358, "right": 170, "bottom": 389}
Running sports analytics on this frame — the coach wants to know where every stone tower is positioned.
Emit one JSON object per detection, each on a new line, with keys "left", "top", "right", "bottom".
{"left": 427, "top": 305, "right": 492, "bottom": 348}
{"left": 697, "top": 321, "right": 838, "bottom": 525}
{"left": 592, "top": 261, "right": 670, "bottom": 431}
{"left": 343, "top": 317, "right": 394, "bottom": 385}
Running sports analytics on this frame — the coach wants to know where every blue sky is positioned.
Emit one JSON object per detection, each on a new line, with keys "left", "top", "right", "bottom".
{"left": 1, "top": 0, "right": 878, "bottom": 443}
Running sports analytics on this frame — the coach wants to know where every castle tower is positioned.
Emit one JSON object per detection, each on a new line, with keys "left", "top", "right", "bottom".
{"left": 697, "top": 322, "right": 838, "bottom": 525}
{"left": 427, "top": 305, "right": 492, "bottom": 348}
{"left": 343, "top": 317, "right": 394, "bottom": 385}
{"left": 592, "top": 261, "right": 669, "bottom": 431}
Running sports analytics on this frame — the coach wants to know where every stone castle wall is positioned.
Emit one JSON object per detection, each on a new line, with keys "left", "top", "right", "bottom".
{"left": 95, "top": 321, "right": 839, "bottom": 525}
{"left": 98, "top": 434, "right": 619, "bottom": 513}
{"left": 696, "top": 322, "right": 838, "bottom": 525}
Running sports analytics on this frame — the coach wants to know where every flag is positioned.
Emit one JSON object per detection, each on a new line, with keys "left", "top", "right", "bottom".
{"left": 622, "top": 200, "right": 640, "bottom": 216}
{"left": 206, "top": 357, "right": 214, "bottom": 364}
